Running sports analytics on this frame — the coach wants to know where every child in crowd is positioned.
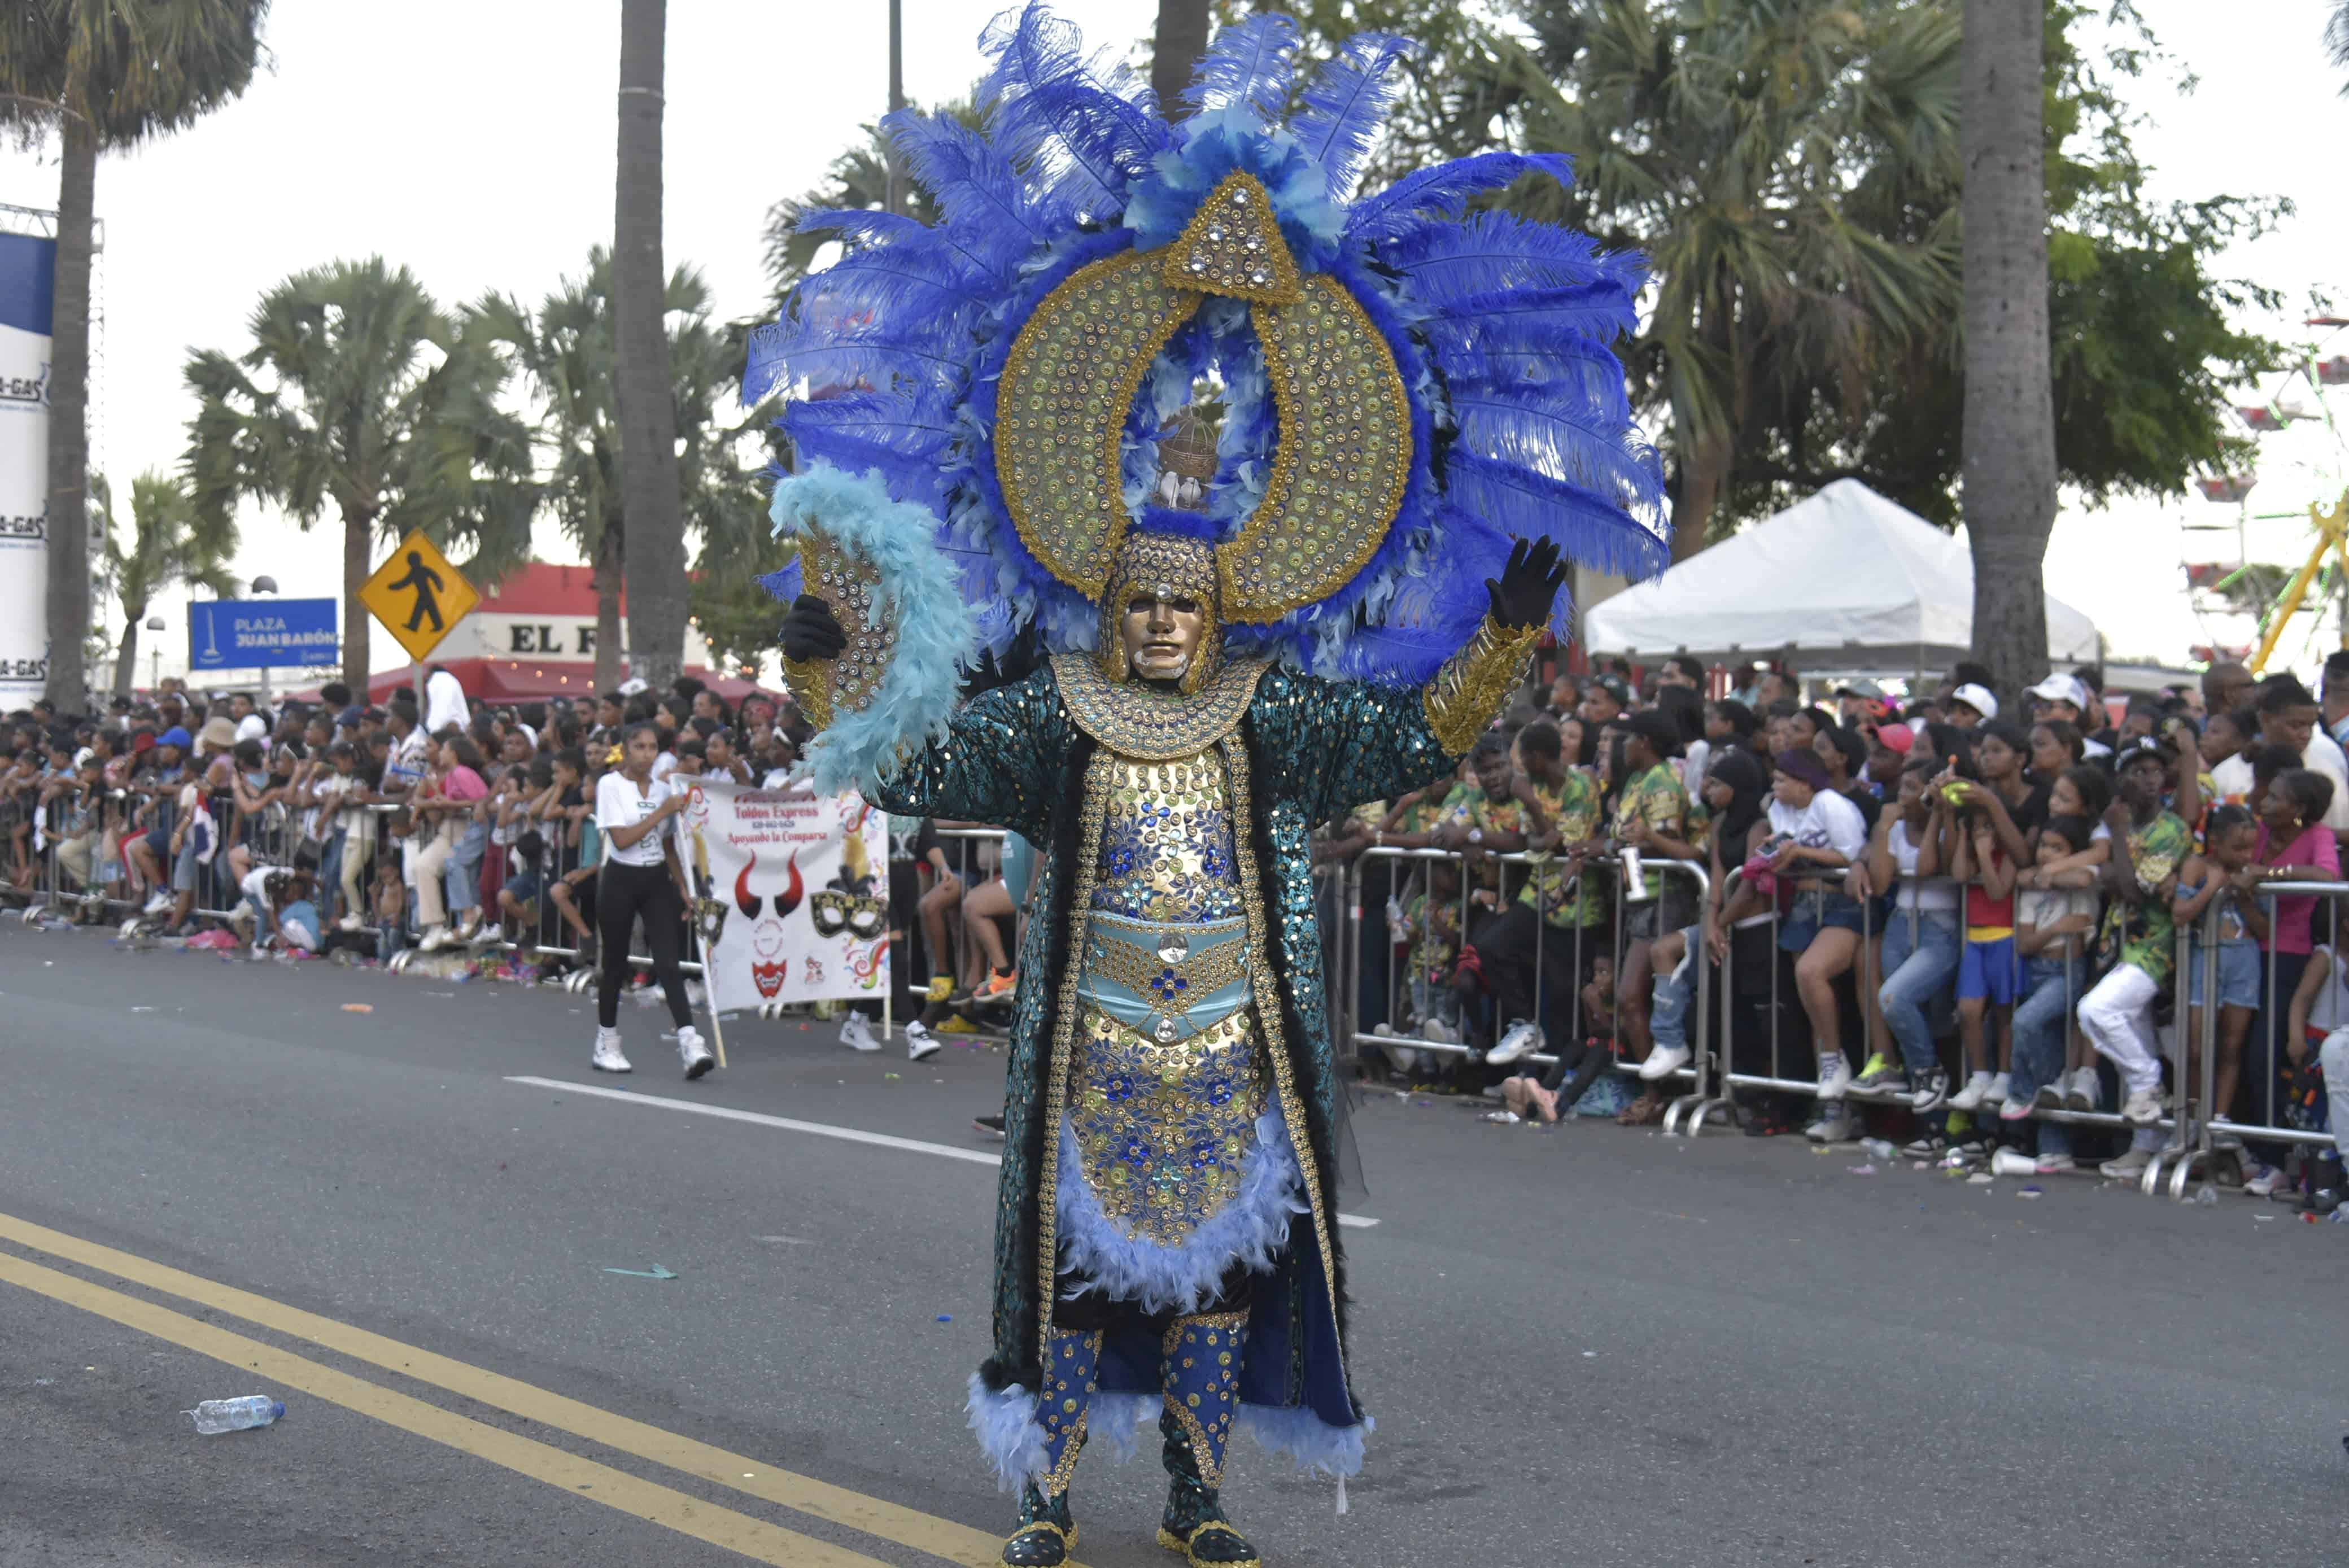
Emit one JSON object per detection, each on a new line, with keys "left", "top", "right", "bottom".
{"left": 2237, "top": 768, "right": 2339, "bottom": 1191}
{"left": 2004, "top": 816, "right": 2102, "bottom": 1150}
{"left": 372, "top": 829, "right": 409, "bottom": 959}
{"left": 2077, "top": 739, "right": 2194, "bottom": 1176}
{"left": 1950, "top": 797, "right": 2020, "bottom": 1110}
{"left": 2171, "top": 806, "right": 2267, "bottom": 1149}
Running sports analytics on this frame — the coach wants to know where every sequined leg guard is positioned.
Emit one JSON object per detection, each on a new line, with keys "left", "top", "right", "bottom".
{"left": 1154, "top": 1311, "right": 1260, "bottom": 1567}
{"left": 1000, "top": 1330, "right": 1098, "bottom": 1567}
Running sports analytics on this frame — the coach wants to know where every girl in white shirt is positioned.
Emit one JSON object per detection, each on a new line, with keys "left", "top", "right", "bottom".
{"left": 590, "top": 723, "right": 711, "bottom": 1078}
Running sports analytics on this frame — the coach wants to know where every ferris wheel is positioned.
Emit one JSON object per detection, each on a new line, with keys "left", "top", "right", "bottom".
{"left": 2185, "top": 317, "right": 2349, "bottom": 675}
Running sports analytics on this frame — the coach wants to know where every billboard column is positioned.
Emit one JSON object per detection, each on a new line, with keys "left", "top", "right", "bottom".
{"left": 0, "top": 229, "right": 56, "bottom": 707}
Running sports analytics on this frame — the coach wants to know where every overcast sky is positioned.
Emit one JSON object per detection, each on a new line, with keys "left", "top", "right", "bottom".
{"left": 2, "top": 0, "right": 2344, "bottom": 684}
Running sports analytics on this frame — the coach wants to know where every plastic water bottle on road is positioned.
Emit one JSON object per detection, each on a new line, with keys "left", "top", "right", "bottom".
{"left": 185, "top": 1396, "right": 285, "bottom": 1434}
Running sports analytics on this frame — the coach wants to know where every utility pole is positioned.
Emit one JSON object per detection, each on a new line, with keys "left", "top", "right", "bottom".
{"left": 884, "top": 0, "right": 907, "bottom": 217}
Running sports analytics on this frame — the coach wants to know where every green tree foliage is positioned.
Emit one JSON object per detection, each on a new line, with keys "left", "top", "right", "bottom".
{"left": 0, "top": 0, "right": 269, "bottom": 706}
{"left": 183, "top": 257, "right": 536, "bottom": 693}
{"left": 472, "top": 251, "right": 772, "bottom": 688}
{"left": 97, "top": 471, "right": 238, "bottom": 696}
{"left": 1263, "top": 1, "right": 2280, "bottom": 549}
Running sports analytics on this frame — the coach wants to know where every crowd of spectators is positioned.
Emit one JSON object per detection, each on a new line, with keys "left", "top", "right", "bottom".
{"left": 0, "top": 667, "right": 813, "bottom": 963}
{"left": 1333, "top": 651, "right": 2349, "bottom": 1216}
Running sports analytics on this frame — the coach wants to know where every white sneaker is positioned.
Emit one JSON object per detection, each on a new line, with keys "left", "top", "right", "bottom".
{"left": 1997, "top": 1093, "right": 2037, "bottom": 1123}
{"left": 2034, "top": 1153, "right": 2077, "bottom": 1174}
{"left": 1804, "top": 1109, "right": 1855, "bottom": 1144}
{"left": 676, "top": 1025, "right": 714, "bottom": 1080}
{"left": 1639, "top": 1043, "right": 1692, "bottom": 1081}
{"left": 418, "top": 924, "right": 452, "bottom": 953}
{"left": 2119, "top": 1089, "right": 2161, "bottom": 1126}
{"left": 1815, "top": 1052, "right": 1854, "bottom": 1102}
{"left": 1421, "top": 1017, "right": 1456, "bottom": 1045}
{"left": 143, "top": 889, "right": 172, "bottom": 915}
{"left": 2099, "top": 1147, "right": 2153, "bottom": 1180}
{"left": 337, "top": 912, "right": 365, "bottom": 933}
{"left": 591, "top": 1027, "right": 632, "bottom": 1074}
{"left": 1485, "top": 1019, "right": 1542, "bottom": 1067}
{"left": 1985, "top": 1072, "right": 2011, "bottom": 1106}
{"left": 1949, "top": 1071, "right": 1995, "bottom": 1111}
{"left": 839, "top": 1012, "right": 880, "bottom": 1052}
{"left": 906, "top": 1020, "right": 941, "bottom": 1062}
{"left": 2242, "top": 1161, "right": 2283, "bottom": 1198}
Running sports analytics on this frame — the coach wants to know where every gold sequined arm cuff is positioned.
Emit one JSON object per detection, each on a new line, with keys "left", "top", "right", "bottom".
{"left": 1424, "top": 615, "right": 1544, "bottom": 756}
{"left": 781, "top": 656, "right": 835, "bottom": 732}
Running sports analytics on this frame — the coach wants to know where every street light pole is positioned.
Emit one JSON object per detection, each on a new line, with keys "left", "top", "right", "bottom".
{"left": 884, "top": 0, "right": 906, "bottom": 217}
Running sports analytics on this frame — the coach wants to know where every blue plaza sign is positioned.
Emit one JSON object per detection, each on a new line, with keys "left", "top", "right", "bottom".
{"left": 188, "top": 597, "right": 339, "bottom": 671}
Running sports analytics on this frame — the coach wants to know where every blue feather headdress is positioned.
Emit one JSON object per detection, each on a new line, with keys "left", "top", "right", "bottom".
{"left": 749, "top": 2, "right": 1667, "bottom": 702}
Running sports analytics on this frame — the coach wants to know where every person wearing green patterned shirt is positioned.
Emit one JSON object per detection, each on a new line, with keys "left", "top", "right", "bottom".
{"left": 2077, "top": 737, "right": 2194, "bottom": 1156}
{"left": 1610, "top": 710, "right": 1703, "bottom": 1122}
{"left": 1459, "top": 720, "right": 1592, "bottom": 1068}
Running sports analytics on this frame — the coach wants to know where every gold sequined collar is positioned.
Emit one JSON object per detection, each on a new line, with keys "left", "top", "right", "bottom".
{"left": 1051, "top": 653, "right": 1266, "bottom": 760}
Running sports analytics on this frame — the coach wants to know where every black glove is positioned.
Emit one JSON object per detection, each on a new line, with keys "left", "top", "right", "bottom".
{"left": 1486, "top": 537, "right": 1568, "bottom": 630}
{"left": 780, "top": 594, "right": 846, "bottom": 662}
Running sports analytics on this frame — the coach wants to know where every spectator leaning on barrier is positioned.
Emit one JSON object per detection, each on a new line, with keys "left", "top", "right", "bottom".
{"left": 1470, "top": 719, "right": 1587, "bottom": 1069}
{"left": 1610, "top": 708, "right": 1700, "bottom": 1126}
{"left": 1854, "top": 754, "right": 1959, "bottom": 1107}
{"left": 2173, "top": 805, "right": 2267, "bottom": 1152}
{"left": 2004, "top": 814, "right": 2104, "bottom": 1156}
{"left": 2077, "top": 737, "right": 2194, "bottom": 1176}
{"left": 1761, "top": 746, "right": 1871, "bottom": 1141}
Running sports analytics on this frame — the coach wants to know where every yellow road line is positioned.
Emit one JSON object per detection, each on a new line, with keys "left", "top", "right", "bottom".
{"left": 0, "top": 1248, "right": 881, "bottom": 1568}
{"left": 0, "top": 1209, "right": 1006, "bottom": 1568}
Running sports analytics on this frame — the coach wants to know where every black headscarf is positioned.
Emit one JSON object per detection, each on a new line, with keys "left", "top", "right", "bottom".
{"left": 1707, "top": 746, "right": 1769, "bottom": 860}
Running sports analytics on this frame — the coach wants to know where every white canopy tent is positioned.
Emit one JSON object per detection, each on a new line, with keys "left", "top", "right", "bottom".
{"left": 1578, "top": 479, "right": 2100, "bottom": 677}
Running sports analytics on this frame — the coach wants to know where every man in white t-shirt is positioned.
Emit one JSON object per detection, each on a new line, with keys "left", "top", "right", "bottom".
{"left": 423, "top": 663, "right": 470, "bottom": 736}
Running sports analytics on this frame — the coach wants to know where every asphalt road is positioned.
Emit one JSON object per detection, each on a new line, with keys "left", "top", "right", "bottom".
{"left": 1, "top": 922, "right": 2343, "bottom": 1567}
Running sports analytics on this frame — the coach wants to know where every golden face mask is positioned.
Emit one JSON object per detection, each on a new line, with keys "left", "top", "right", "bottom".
{"left": 1097, "top": 531, "right": 1222, "bottom": 694}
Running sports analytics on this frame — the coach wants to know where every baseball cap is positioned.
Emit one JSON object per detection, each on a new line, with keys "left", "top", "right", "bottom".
{"left": 129, "top": 730, "right": 156, "bottom": 755}
{"left": 2114, "top": 733, "right": 2175, "bottom": 769}
{"left": 1949, "top": 683, "right": 2000, "bottom": 720}
{"left": 158, "top": 726, "right": 193, "bottom": 750}
{"left": 1834, "top": 677, "right": 1886, "bottom": 701}
{"left": 1588, "top": 673, "right": 1631, "bottom": 705}
{"left": 2027, "top": 674, "right": 2088, "bottom": 710}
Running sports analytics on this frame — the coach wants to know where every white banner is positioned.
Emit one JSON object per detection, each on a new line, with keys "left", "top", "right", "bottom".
{"left": 0, "top": 231, "right": 55, "bottom": 704}
{"left": 680, "top": 778, "right": 890, "bottom": 1012}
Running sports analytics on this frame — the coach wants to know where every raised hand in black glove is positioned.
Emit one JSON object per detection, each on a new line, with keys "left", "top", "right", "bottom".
{"left": 780, "top": 594, "right": 847, "bottom": 662}
{"left": 1486, "top": 536, "right": 1568, "bottom": 631}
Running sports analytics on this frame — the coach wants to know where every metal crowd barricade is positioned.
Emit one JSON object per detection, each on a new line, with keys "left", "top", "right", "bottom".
{"left": 2150, "top": 884, "right": 2346, "bottom": 1202}
{"left": 1337, "top": 844, "right": 1719, "bottom": 1135}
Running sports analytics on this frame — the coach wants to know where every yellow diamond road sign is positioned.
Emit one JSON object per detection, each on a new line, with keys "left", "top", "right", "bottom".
{"left": 360, "top": 529, "right": 479, "bottom": 663}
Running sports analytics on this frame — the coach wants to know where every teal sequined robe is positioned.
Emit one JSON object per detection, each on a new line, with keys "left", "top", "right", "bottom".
{"left": 876, "top": 652, "right": 1469, "bottom": 1478}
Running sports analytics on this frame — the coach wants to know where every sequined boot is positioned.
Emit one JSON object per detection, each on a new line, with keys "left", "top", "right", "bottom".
{"left": 1154, "top": 1312, "right": 1260, "bottom": 1567}
{"left": 999, "top": 1329, "right": 1099, "bottom": 1566}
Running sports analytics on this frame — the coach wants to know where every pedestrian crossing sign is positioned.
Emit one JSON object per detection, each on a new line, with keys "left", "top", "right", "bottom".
{"left": 360, "top": 529, "right": 479, "bottom": 663}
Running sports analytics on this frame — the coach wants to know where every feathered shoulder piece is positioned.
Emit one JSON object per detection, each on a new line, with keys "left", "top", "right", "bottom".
{"left": 750, "top": 2, "right": 1665, "bottom": 777}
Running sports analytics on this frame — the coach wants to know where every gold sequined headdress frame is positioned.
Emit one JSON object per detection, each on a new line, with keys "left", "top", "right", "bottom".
{"left": 1096, "top": 531, "right": 1223, "bottom": 695}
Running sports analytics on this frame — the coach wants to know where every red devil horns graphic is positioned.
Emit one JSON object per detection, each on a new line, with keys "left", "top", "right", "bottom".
{"left": 736, "top": 851, "right": 761, "bottom": 919}
{"left": 735, "top": 849, "right": 807, "bottom": 919}
{"left": 776, "top": 848, "right": 805, "bottom": 918}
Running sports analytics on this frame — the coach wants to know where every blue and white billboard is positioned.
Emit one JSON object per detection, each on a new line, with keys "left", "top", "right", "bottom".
{"left": 187, "top": 597, "right": 340, "bottom": 671}
{"left": 0, "top": 230, "right": 55, "bottom": 703}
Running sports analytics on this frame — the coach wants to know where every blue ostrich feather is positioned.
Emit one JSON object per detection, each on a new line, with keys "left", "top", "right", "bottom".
{"left": 780, "top": 390, "right": 960, "bottom": 512}
{"left": 1378, "top": 209, "right": 1648, "bottom": 306}
{"left": 1181, "top": 11, "right": 1300, "bottom": 123}
{"left": 1448, "top": 387, "right": 1669, "bottom": 514}
{"left": 757, "top": 558, "right": 802, "bottom": 606}
{"left": 977, "top": 3, "right": 1169, "bottom": 219}
{"left": 1433, "top": 337, "right": 1636, "bottom": 429}
{"left": 1347, "top": 152, "right": 1573, "bottom": 244}
{"left": 1440, "top": 451, "right": 1669, "bottom": 584}
{"left": 1423, "top": 280, "right": 1643, "bottom": 355}
{"left": 1292, "top": 31, "right": 1414, "bottom": 202}
{"left": 793, "top": 206, "right": 1018, "bottom": 290}
{"left": 767, "top": 463, "right": 977, "bottom": 797}
{"left": 1125, "top": 108, "right": 1343, "bottom": 269}
{"left": 883, "top": 108, "right": 1067, "bottom": 270}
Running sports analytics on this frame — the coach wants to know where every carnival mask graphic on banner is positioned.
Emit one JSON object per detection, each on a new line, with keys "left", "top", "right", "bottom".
{"left": 683, "top": 779, "right": 889, "bottom": 1014}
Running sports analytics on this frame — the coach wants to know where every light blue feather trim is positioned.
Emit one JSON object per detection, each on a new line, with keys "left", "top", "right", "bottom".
{"left": 964, "top": 1375, "right": 1050, "bottom": 1491}
{"left": 1088, "top": 1391, "right": 1161, "bottom": 1465}
{"left": 768, "top": 462, "right": 977, "bottom": 798}
{"left": 1054, "top": 1110, "right": 1307, "bottom": 1317}
{"left": 1239, "top": 1404, "right": 1373, "bottom": 1478}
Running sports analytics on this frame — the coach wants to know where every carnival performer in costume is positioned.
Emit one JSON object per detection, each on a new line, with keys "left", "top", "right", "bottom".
{"left": 749, "top": 10, "right": 1667, "bottom": 1563}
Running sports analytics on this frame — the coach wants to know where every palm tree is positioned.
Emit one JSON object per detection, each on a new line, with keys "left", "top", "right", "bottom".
{"left": 97, "top": 470, "right": 237, "bottom": 695}
{"left": 2330, "top": 2, "right": 2349, "bottom": 91}
{"left": 1485, "top": 1, "right": 1963, "bottom": 562}
{"left": 1960, "top": 0, "right": 2057, "bottom": 702}
{"left": 613, "top": 0, "right": 687, "bottom": 691}
{"left": 183, "top": 257, "right": 535, "bottom": 695}
{"left": 471, "top": 249, "right": 766, "bottom": 691}
{"left": 0, "top": 0, "right": 269, "bottom": 708}
{"left": 1154, "top": 0, "right": 1215, "bottom": 111}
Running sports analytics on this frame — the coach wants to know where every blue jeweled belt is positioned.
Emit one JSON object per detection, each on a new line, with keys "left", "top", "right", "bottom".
{"left": 1076, "top": 912, "right": 1250, "bottom": 1044}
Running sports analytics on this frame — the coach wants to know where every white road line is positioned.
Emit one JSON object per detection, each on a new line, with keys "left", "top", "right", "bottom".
{"left": 505, "top": 1076, "right": 1381, "bottom": 1229}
